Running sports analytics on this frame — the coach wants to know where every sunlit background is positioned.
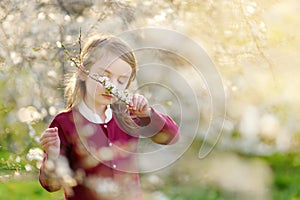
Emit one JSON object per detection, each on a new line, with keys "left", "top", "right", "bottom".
{"left": 0, "top": 0, "right": 299, "bottom": 199}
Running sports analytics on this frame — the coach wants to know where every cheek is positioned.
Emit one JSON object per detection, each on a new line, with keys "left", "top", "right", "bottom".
{"left": 86, "top": 80, "right": 104, "bottom": 94}
{"left": 117, "top": 84, "right": 127, "bottom": 91}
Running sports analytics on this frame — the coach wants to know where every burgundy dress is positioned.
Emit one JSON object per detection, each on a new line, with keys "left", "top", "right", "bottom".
{"left": 39, "top": 106, "right": 179, "bottom": 200}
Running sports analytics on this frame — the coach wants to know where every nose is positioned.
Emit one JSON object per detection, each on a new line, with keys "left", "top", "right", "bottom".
{"left": 109, "top": 77, "right": 117, "bottom": 86}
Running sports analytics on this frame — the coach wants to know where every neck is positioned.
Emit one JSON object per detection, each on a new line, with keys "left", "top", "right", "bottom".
{"left": 83, "top": 97, "right": 107, "bottom": 120}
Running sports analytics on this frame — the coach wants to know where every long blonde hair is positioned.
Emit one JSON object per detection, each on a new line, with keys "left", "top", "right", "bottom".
{"left": 64, "top": 34, "right": 137, "bottom": 110}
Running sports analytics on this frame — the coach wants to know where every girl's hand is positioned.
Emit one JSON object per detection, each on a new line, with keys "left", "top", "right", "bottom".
{"left": 128, "top": 94, "right": 150, "bottom": 118}
{"left": 40, "top": 127, "right": 60, "bottom": 159}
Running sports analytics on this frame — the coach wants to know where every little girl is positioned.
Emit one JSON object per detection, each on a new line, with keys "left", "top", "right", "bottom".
{"left": 39, "top": 34, "right": 179, "bottom": 200}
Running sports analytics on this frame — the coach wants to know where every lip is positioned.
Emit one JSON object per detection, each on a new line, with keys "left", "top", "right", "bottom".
{"left": 101, "top": 94, "right": 113, "bottom": 98}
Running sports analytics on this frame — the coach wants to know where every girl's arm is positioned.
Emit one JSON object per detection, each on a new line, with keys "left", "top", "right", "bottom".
{"left": 39, "top": 119, "right": 70, "bottom": 192}
{"left": 39, "top": 126, "right": 62, "bottom": 192}
{"left": 129, "top": 94, "right": 179, "bottom": 144}
{"left": 138, "top": 107, "right": 179, "bottom": 145}
{"left": 39, "top": 152, "right": 62, "bottom": 192}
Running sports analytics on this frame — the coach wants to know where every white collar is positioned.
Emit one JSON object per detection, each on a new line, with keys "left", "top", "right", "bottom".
{"left": 78, "top": 101, "right": 112, "bottom": 124}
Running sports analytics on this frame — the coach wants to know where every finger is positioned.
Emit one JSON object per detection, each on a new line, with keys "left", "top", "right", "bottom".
{"left": 41, "top": 141, "right": 60, "bottom": 150}
{"left": 46, "top": 127, "right": 58, "bottom": 133}
{"left": 47, "top": 127, "right": 58, "bottom": 134}
{"left": 134, "top": 95, "right": 146, "bottom": 112}
{"left": 40, "top": 137, "right": 59, "bottom": 147}
{"left": 40, "top": 134, "right": 58, "bottom": 143}
{"left": 43, "top": 141, "right": 60, "bottom": 151}
{"left": 138, "top": 98, "right": 148, "bottom": 112}
{"left": 40, "top": 129, "right": 58, "bottom": 139}
{"left": 129, "top": 94, "right": 136, "bottom": 107}
{"left": 44, "top": 139, "right": 59, "bottom": 146}
{"left": 135, "top": 98, "right": 142, "bottom": 112}
{"left": 42, "top": 142, "right": 60, "bottom": 152}
{"left": 131, "top": 94, "right": 138, "bottom": 110}
{"left": 41, "top": 132, "right": 58, "bottom": 138}
{"left": 139, "top": 101, "right": 148, "bottom": 112}
{"left": 40, "top": 135, "right": 59, "bottom": 144}
{"left": 42, "top": 141, "right": 58, "bottom": 149}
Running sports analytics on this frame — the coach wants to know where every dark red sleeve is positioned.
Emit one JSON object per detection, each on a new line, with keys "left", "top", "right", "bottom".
{"left": 134, "top": 107, "right": 179, "bottom": 145}
{"left": 38, "top": 117, "right": 71, "bottom": 192}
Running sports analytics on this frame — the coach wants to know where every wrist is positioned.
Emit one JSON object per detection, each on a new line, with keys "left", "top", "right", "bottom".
{"left": 46, "top": 148, "right": 60, "bottom": 160}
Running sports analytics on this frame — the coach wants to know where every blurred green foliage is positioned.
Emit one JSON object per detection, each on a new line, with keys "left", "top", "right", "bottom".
{"left": 0, "top": 180, "right": 63, "bottom": 200}
{"left": 1, "top": 153, "right": 300, "bottom": 200}
{"left": 263, "top": 153, "right": 300, "bottom": 200}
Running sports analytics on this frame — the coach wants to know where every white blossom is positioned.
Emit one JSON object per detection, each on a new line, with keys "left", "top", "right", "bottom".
{"left": 93, "top": 74, "right": 132, "bottom": 104}
{"left": 26, "top": 147, "right": 44, "bottom": 162}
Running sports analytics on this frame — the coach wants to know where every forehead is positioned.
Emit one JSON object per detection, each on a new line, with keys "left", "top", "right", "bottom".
{"left": 91, "top": 53, "right": 132, "bottom": 76}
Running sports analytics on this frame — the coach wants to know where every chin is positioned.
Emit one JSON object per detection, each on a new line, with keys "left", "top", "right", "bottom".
{"left": 97, "top": 98, "right": 117, "bottom": 105}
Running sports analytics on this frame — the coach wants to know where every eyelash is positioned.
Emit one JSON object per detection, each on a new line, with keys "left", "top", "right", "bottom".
{"left": 118, "top": 80, "right": 126, "bottom": 85}
{"left": 100, "top": 72, "right": 126, "bottom": 85}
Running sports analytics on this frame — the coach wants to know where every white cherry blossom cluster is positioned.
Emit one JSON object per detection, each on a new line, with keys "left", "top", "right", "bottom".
{"left": 89, "top": 73, "right": 132, "bottom": 104}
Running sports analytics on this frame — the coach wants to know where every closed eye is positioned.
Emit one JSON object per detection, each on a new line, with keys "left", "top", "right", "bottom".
{"left": 118, "top": 78, "right": 127, "bottom": 85}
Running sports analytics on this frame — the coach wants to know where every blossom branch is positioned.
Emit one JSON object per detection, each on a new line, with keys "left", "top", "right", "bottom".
{"left": 59, "top": 31, "right": 132, "bottom": 105}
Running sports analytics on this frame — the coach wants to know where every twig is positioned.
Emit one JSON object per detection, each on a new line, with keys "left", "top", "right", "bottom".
{"left": 59, "top": 30, "right": 132, "bottom": 104}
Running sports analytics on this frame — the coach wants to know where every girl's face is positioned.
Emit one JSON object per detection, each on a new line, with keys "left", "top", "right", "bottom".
{"left": 84, "top": 54, "right": 132, "bottom": 107}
